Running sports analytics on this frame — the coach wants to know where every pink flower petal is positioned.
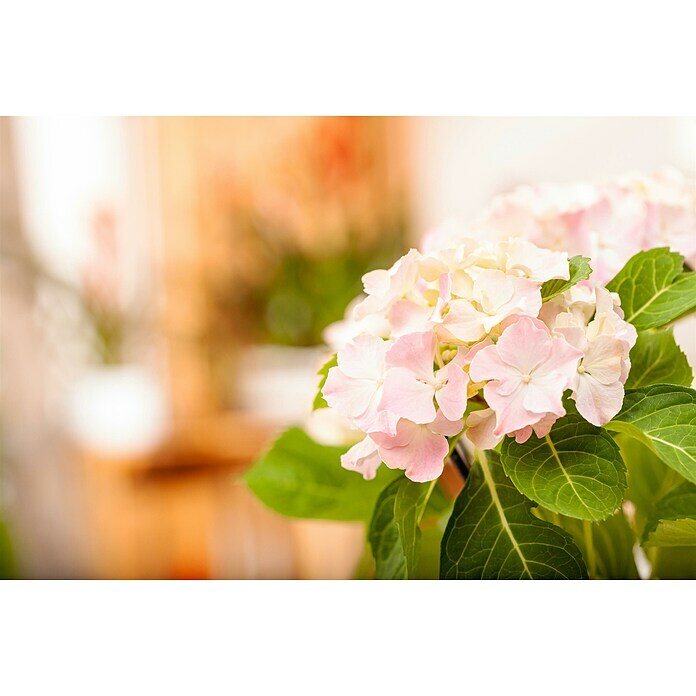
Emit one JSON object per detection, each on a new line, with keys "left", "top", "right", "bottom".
{"left": 573, "top": 375, "right": 625, "bottom": 426}
{"left": 386, "top": 331, "right": 435, "bottom": 381}
{"left": 439, "top": 299, "right": 487, "bottom": 344}
{"left": 485, "top": 382, "right": 542, "bottom": 437}
{"left": 582, "top": 335, "right": 625, "bottom": 385}
{"left": 435, "top": 362, "right": 469, "bottom": 421}
{"left": 380, "top": 366, "right": 437, "bottom": 424}
{"left": 322, "top": 368, "right": 377, "bottom": 420}
{"left": 341, "top": 436, "right": 382, "bottom": 480}
{"left": 337, "top": 334, "right": 389, "bottom": 380}
{"left": 464, "top": 408, "right": 502, "bottom": 450}
{"left": 373, "top": 420, "right": 449, "bottom": 483}
{"left": 389, "top": 301, "right": 434, "bottom": 337}
{"left": 429, "top": 409, "right": 463, "bottom": 437}
{"left": 494, "top": 316, "right": 552, "bottom": 375}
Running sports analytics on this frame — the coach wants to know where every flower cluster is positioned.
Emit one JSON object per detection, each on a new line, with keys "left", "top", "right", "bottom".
{"left": 321, "top": 238, "right": 637, "bottom": 483}
{"left": 422, "top": 169, "right": 696, "bottom": 283}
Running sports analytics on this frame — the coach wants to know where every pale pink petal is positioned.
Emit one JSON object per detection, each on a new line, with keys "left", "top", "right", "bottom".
{"left": 337, "top": 334, "right": 389, "bottom": 380}
{"left": 474, "top": 271, "right": 542, "bottom": 327}
{"left": 522, "top": 380, "right": 566, "bottom": 416}
{"left": 429, "top": 409, "right": 463, "bottom": 437}
{"left": 439, "top": 272, "right": 452, "bottom": 303}
{"left": 386, "top": 331, "right": 435, "bottom": 381}
{"left": 362, "top": 268, "right": 390, "bottom": 296}
{"left": 435, "top": 362, "right": 470, "bottom": 421}
{"left": 439, "top": 299, "right": 487, "bottom": 343}
{"left": 531, "top": 413, "right": 558, "bottom": 438}
{"left": 322, "top": 368, "right": 377, "bottom": 420}
{"left": 513, "top": 426, "right": 533, "bottom": 443}
{"left": 464, "top": 408, "right": 502, "bottom": 450}
{"left": 582, "top": 335, "right": 624, "bottom": 385}
{"left": 462, "top": 337, "right": 493, "bottom": 365}
{"left": 474, "top": 269, "right": 515, "bottom": 315}
{"left": 468, "top": 342, "right": 515, "bottom": 384}
{"left": 573, "top": 375, "right": 625, "bottom": 427}
{"left": 504, "top": 238, "right": 570, "bottom": 282}
{"left": 373, "top": 420, "right": 448, "bottom": 483}
{"left": 389, "top": 300, "right": 434, "bottom": 337}
{"left": 485, "top": 382, "right": 541, "bottom": 437}
{"left": 553, "top": 322, "right": 587, "bottom": 352}
{"left": 358, "top": 389, "right": 400, "bottom": 436}
{"left": 380, "top": 367, "right": 436, "bottom": 425}
{"left": 341, "top": 436, "right": 382, "bottom": 480}
{"left": 494, "top": 316, "right": 552, "bottom": 375}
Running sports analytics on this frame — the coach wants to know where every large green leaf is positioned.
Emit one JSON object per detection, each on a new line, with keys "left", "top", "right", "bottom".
{"left": 245, "top": 427, "right": 399, "bottom": 520}
{"left": 500, "top": 415, "right": 626, "bottom": 521}
{"left": 540, "top": 255, "right": 592, "bottom": 302}
{"left": 536, "top": 509, "right": 638, "bottom": 579}
{"left": 605, "top": 248, "right": 696, "bottom": 330}
{"left": 368, "top": 477, "right": 435, "bottom": 579}
{"left": 312, "top": 353, "right": 338, "bottom": 410}
{"left": 605, "top": 384, "right": 696, "bottom": 484}
{"left": 642, "top": 482, "right": 696, "bottom": 548}
{"left": 625, "top": 329, "right": 693, "bottom": 389}
{"left": 440, "top": 452, "right": 587, "bottom": 579}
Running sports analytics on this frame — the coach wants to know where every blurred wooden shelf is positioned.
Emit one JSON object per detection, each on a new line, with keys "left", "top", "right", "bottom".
{"left": 75, "top": 412, "right": 365, "bottom": 579}
{"left": 150, "top": 411, "right": 280, "bottom": 474}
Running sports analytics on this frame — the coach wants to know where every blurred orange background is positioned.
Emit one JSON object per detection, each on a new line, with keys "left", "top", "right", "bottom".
{"left": 1, "top": 116, "right": 693, "bottom": 578}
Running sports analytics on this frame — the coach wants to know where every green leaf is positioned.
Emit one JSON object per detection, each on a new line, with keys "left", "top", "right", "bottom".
{"left": 413, "top": 523, "right": 447, "bottom": 579}
{"left": 500, "top": 415, "right": 626, "bottom": 521}
{"left": 642, "top": 482, "right": 696, "bottom": 548}
{"left": 625, "top": 328, "right": 693, "bottom": 389}
{"left": 536, "top": 509, "right": 639, "bottom": 579}
{"left": 312, "top": 354, "right": 338, "bottom": 410}
{"left": 618, "top": 434, "right": 682, "bottom": 536}
{"left": 540, "top": 255, "right": 592, "bottom": 302}
{"left": 245, "top": 427, "right": 399, "bottom": 521}
{"left": 605, "top": 248, "right": 696, "bottom": 330}
{"left": 648, "top": 547, "right": 696, "bottom": 579}
{"left": 605, "top": 384, "right": 696, "bottom": 484}
{"left": 440, "top": 452, "right": 587, "bottom": 579}
{"left": 368, "top": 480, "right": 407, "bottom": 578}
{"left": 368, "top": 477, "right": 434, "bottom": 579}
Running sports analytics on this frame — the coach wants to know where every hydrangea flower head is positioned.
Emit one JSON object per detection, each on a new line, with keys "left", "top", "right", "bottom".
{"left": 321, "top": 235, "right": 638, "bottom": 483}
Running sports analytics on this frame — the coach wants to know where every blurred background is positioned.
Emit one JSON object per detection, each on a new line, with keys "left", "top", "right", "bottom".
{"left": 1, "top": 116, "right": 694, "bottom": 578}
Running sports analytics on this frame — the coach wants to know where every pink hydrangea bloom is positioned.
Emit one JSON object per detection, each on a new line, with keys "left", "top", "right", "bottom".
{"left": 471, "top": 170, "right": 696, "bottom": 283}
{"left": 469, "top": 316, "right": 582, "bottom": 438}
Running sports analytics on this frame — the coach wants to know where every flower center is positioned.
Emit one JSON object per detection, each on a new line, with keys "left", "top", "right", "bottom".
{"left": 577, "top": 364, "right": 585, "bottom": 374}
{"left": 521, "top": 374, "right": 531, "bottom": 384}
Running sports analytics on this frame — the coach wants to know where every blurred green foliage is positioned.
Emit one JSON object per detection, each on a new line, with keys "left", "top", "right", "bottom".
{"left": 0, "top": 519, "right": 16, "bottom": 579}
{"left": 213, "top": 218, "right": 407, "bottom": 347}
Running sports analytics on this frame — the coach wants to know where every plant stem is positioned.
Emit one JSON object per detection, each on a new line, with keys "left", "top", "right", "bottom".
{"left": 417, "top": 479, "right": 438, "bottom": 525}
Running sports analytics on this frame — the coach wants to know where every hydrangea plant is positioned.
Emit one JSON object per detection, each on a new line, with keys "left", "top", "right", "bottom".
{"left": 247, "top": 176, "right": 696, "bottom": 580}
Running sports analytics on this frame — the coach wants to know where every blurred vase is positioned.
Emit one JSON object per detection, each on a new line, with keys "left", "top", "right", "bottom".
{"left": 236, "top": 345, "right": 327, "bottom": 425}
{"left": 66, "top": 365, "right": 170, "bottom": 457}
